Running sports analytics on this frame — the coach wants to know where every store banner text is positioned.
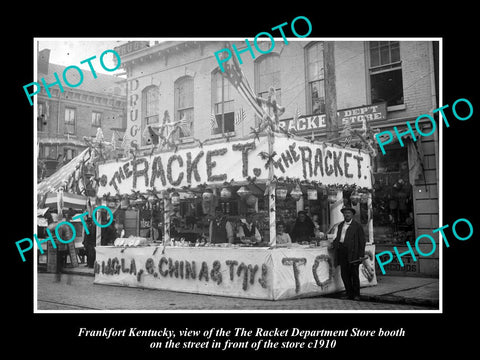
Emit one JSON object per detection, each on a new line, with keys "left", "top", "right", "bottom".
{"left": 96, "top": 136, "right": 372, "bottom": 197}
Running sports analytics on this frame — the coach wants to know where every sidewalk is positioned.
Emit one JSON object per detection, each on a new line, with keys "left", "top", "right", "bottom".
{"left": 55, "top": 265, "right": 439, "bottom": 308}
{"left": 357, "top": 275, "right": 439, "bottom": 308}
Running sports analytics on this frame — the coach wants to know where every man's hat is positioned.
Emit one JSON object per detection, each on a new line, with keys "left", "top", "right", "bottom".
{"left": 340, "top": 206, "right": 356, "bottom": 215}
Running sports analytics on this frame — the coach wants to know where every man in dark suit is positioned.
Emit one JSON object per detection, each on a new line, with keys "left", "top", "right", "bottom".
{"left": 332, "top": 206, "right": 366, "bottom": 300}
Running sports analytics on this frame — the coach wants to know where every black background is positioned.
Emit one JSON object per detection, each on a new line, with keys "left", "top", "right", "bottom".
{"left": 6, "top": 4, "right": 478, "bottom": 356}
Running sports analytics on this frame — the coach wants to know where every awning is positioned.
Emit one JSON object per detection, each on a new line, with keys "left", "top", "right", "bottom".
{"left": 37, "top": 148, "right": 91, "bottom": 197}
{"left": 44, "top": 191, "right": 88, "bottom": 210}
{"left": 38, "top": 137, "right": 87, "bottom": 147}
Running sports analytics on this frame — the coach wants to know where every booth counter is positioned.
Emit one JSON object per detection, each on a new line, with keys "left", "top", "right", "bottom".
{"left": 94, "top": 243, "right": 376, "bottom": 301}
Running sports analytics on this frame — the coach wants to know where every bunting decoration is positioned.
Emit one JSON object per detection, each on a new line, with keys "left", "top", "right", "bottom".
{"left": 219, "top": 42, "right": 284, "bottom": 131}
{"left": 37, "top": 147, "right": 91, "bottom": 197}
{"left": 235, "top": 107, "right": 246, "bottom": 125}
{"left": 142, "top": 124, "right": 160, "bottom": 145}
{"left": 210, "top": 110, "right": 218, "bottom": 130}
{"left": 144, "top": 111, "right": 192, "bottom": 150}
{"left": 339, "top": 118, "right": 353, "bottom": 147}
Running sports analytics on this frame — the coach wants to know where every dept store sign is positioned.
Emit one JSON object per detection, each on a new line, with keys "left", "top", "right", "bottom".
{"left": 279, "top": 103, "right": 387, "bottom": 133}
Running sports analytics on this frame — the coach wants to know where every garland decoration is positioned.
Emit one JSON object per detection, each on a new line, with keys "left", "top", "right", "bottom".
{"left": 248, "top": 264, "right": 259, "bottom": 285}
{"left": 145, "top": 258, "right": 155, "bottom": 275}
{"left": 258, "top": 264, "right": 268, "bottom": 289}
{"left": 236, "top": 262, "right": 249, "bottom": 291}
{"left": 199, "top": 261, "right": 209, "bottom": 282}
{"left": 136, "top": 269, "right": 144, "bottom": 282}
{"left": 185, "top": 260, "right": 197, "bottom": 280}
{"left": 206, "top": 148, "right": 228, "bottom": 182}
{"left": 226, "top": 260, "right": 238, "bottom": 281}
{"left": 281, "top": 257, "right": 306, "bottom": 294}
{"left": 129, "top": 259, "right": 137, "bottom": 275}
{"left": 210, "top": 260, "right": 223, "bottom": 285}
{"left": 258, "top": 151, "right": 278, "bottom": 170}
{"left": 312, "top": 254, "right": 333, "bottom": 289}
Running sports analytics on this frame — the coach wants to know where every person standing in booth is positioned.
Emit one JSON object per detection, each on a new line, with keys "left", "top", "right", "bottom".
{"left": 237, "top": 211, "right": 262, "bottom": 245}
{"left": 332, "top": 206, "right": 366, "bottom": 301}
{"left": 209, "top": 206, "right": 234, "bottom": 244}
{"left": 290, "top": 211, "right": 315, "bottom": 243}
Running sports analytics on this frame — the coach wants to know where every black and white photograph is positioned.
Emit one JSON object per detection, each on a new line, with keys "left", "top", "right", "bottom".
{"left": 7, "top": 7, "right": 479, "bottom": 356}
{"left": 33, "top": 38, "right": 441, "bottom": 312}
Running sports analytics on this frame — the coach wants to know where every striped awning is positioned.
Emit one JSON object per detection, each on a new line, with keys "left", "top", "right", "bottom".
{"left": 37, "top": 147, "right": 91, "bottom": 197}
{"left": 44, "top": 191, "right": 88, "bottom": 210}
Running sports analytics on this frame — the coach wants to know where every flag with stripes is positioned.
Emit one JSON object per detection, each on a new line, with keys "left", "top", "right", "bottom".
{"left": 219, "top": 43, "right": 270, "bottom": 121}
{"left": 235, "top": 107, "right": 246, "bottom": 125}
{"left": 177, "top": 116, "right": 191, "bottom": 137}
{"left": 293, "top": 106, "right": 301, "bottom": 130}
{"left": 210, "top": 110, "right": 218, "bottom": 130}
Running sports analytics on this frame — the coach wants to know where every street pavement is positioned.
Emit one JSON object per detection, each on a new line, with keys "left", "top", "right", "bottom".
{"left": 36, "top": 271, "right": 438, "bottom": 311}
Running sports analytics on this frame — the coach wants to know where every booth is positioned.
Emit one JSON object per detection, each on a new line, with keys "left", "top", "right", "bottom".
{"left": 92, "top": 132, "right": 377, "bottom": 300}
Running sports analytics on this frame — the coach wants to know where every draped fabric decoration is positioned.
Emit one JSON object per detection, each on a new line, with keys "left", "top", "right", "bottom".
{"left": 235, "top": 107, "right": 246, "bottom": 125}
{"left": 37, "top": 147, "right": 91, "bottom": 198}
{"left": 143, "top": 111, "right": 191, "bottom": 150}
{"left": 210, "top": 109, "right": 218, "bottom": 130}
{"left": 219, "top": 42, "right": 285, "bottom": 131}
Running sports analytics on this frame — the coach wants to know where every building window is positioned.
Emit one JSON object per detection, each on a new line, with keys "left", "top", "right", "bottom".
{"left": 255, "top": 53, "right": 281, "bottom": 105}
{"left": 91, "top": 111, "right": 102, "bottom": 127}
{"left": 64, "top": 148, "right": 76, "bottom": 161}
{"left": 37, "top": 102, "right": 46, "bottom": 132}
{"left": 212, "top": 70, "right": 235, "bottom": 135}
{"left": 41, "top": 145, "right": 57, "bottom": 159}
{"left": 369, "top": 41, "right": 403, "bottom": 107}
{"left": 306, "top": 42, "right": 325, "bottom": 115}
{"left": 372, "top": 142, "right": 414, "bottom": 246}
{"left": 174, "top": 76, "right": 194, "bottom": 138}
{"left": 142, "top": 85, "right": 160, "bottom": 126}
{"left": 64, "top": 108, "right": 76, "bottom": 134}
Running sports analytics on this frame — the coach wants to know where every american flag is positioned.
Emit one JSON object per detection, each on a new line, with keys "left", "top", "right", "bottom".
{"left": 210, "top": 110, "right": 218, "bottom": 130}
{"left": 293, "top": 106, "right": 301, "bottom": 130}
{"left": 176, "top": 116, "right": 191, "bottom": 137}
{"left": 235, "top": 107, "right": 246, "bottom": 125}
{"left": 219, "top": 43, "right": 270, "bottom": 121}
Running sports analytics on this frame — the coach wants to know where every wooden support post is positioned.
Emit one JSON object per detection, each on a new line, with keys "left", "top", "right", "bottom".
{"left": 323, "top": 41, "right": 339, "bottom": 142}
{"left": 267, "top": 128, "right": 276, "bottom": 246}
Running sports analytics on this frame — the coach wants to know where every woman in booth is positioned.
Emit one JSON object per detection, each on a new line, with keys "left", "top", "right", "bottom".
{"left": 290, "top": 210, "right": 315, "bottom": 243}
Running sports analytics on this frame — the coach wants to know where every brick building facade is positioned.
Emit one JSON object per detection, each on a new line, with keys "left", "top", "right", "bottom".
{"left": 118, "top": 39, "right": 440, "bottom": 277}
{"left": 37, "top": 49, "right": 127, "bottom": 180}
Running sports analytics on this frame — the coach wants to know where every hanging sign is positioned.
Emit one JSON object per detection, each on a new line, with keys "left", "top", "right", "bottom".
{"left": 96, "top": 135, "right": 372, "bottom": 196}
{"left": 279, "top": 103, "right": 387, "bottom": 133}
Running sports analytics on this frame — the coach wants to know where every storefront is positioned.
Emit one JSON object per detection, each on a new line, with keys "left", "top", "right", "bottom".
{"left": 280, "top": 105, "right": 439, "bottom": 277}
{"left": 92, "top": 132, "right": 377, "bottom": 300}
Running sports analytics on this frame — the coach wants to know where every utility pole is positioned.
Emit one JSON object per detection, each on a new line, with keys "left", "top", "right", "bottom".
{"left": 323, "top": 41, "right": 339, "bottom": 142}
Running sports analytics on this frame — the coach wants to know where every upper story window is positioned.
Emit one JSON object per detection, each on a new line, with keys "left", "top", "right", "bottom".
{"left": 212, "top": 70, "right": 235, "bottom": 135}
{"left": 255, "top": 53, "right": 281, "bottom": 104}
{"left": 37, "top": 102, "right": 47, "bottom": 132}
{"left": 91, "top": 111, "right": 102, "bottom": 127}
{"left": 64, "top": 107, "right": 76, "bottom": 135}
{"left": 174, "top": 76, "right": 194, "bottom": 138}
{"left": 306, "top": 42, "right": 325, "bottom": 115}
{"left": 369, "top": 41, "right": 404, "bottom": 107}
{"left": 142, "top": 85, "right": 160, "bottom": 125}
